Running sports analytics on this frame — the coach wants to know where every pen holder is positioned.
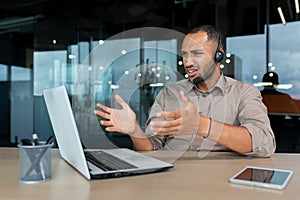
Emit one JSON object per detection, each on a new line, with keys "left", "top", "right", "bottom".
{"left": 18, "top": 142, "right": 53, "bottom": 184}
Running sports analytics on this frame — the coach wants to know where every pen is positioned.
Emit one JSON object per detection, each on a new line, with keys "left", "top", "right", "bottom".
{"left": 21, "top": 138, "right": 34, "bottom": 146}
{"left": 32, "top": 133, "right": 39, "bottom": 145}
{"left": 46, "top": 136, "right": 55, "bottom": 144}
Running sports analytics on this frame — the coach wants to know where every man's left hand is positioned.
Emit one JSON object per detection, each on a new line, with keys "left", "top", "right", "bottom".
{"left": 149, "top": 91, "right": 200, "bottom": 135}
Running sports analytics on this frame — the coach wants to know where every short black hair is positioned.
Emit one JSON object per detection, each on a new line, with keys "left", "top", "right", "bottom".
{"left": 263, "top": 72, "right": 279, "bottom": 85}
{"left": 188, "top": 25, "right": 222, "bottom": 45}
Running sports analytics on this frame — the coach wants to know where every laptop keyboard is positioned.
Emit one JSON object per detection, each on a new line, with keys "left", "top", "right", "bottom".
{"left": 85, "top": 151, "right": 138, "bottom": 171}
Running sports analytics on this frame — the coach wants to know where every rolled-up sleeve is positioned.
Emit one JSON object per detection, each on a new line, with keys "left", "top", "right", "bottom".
{"left": 238, "top": 85, "right": 276, "bottom": 157}
{"left": 145, "top": 86, "right": 182, "bottom": 150}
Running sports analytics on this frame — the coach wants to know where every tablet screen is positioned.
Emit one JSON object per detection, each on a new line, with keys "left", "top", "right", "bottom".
{"left": 229, "top": 166, "right": 293, "bottom": 190}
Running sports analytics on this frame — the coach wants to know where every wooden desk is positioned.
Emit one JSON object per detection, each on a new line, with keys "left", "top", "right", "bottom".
{"left": 0, "top": 148, "right": 299, "bottom": 200}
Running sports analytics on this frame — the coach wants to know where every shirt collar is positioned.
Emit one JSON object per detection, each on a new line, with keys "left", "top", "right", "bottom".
{"left": 186, "top": 73, "right": 226, "bottom": 96}
{"left": 213, "top": 73, "right": 226, "bottom": 96}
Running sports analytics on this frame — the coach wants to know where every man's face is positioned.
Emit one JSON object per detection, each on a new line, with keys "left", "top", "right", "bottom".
{"left": 181, "top": 31, "right": 217, "bottom": 83}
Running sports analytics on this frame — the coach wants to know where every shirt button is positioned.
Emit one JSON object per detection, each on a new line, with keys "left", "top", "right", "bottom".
{"left": 202, "top": 94, "right": 207, "bottom": 97}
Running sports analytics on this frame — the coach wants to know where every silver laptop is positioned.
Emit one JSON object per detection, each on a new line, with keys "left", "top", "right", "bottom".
{"left": 43, "top": 85, "right": 173, "bottom": 179}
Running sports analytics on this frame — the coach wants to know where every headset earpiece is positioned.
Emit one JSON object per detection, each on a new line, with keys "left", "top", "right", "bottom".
{"left": 215, "top": 51, "right": 224, "bottom": 63}
{"left": 214, "top": 35, "right": 224, "bottom": 63}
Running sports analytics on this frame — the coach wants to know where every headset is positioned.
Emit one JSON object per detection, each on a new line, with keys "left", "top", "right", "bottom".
{"left": 214, "top": 34, "right": 224, "bottom": 63}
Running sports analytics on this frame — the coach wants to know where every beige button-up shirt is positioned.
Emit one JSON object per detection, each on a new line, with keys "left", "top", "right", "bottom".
{"left": 146, "top": 74, "right": 276, "bottom": 157}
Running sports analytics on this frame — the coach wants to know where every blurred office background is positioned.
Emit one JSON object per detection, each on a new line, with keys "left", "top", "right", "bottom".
{"left": 1, "top": 0, "right": 300, "bottom": 152}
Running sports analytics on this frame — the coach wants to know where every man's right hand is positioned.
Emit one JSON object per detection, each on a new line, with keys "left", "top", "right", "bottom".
{"left": 94, "top": 95, "right": 138, "bottom": 135}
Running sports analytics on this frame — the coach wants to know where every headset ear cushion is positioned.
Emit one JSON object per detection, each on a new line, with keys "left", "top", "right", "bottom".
{"left": 215, "top": 51, "right": 224, "bottom": 63}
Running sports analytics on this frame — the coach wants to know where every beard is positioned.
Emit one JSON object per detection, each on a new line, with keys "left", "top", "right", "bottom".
{"left": 191, "top": 61, "right": 216, "bottom": 84}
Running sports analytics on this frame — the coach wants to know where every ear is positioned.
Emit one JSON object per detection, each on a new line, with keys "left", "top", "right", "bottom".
{"left": 219, "top": 47, "right": 225, "bottom": 54}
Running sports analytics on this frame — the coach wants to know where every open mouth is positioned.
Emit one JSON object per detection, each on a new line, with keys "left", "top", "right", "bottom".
{"left": 186, "top": 68, "right": 198, "bottom": 77}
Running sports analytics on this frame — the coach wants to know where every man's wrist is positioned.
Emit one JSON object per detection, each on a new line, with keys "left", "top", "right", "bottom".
{"left": 203, "top": 117, "right": 212, "bottom": 138}
{"left": 197, "top": 116, "right": 212, "bottom": 138}
{"left": 129, "top": 123, "right": 146, "bottom": 138}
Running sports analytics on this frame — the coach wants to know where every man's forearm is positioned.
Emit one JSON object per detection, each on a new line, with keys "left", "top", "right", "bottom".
{"left": 198, "top": 116, "right": 252, "bottom": 154}
{"left": 208, "top": 119, "right": 252, "bottom": 154}
{"left": 130, "top": 136, "right": 154, "bottom": 151}
{"left": 129, "top": 126, "right": 154, "bottom": 151}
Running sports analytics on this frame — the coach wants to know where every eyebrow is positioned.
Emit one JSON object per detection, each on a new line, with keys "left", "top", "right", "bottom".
{"left": 190, "top": 49, "right": 205, "bottom": 53}
{"left": 180, "top": 49, "right": 205, "bottom": 54}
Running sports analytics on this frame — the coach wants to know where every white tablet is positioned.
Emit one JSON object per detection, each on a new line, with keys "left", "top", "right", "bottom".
{"left": 229, "top": 166, "right": 293, "bottom": 190}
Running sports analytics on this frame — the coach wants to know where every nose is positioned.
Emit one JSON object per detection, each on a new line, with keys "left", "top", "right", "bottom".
{"left": 183, "top": 54, "right": 194, "bottom": 67}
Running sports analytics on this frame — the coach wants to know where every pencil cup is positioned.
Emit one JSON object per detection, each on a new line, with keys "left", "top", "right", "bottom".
{"left": 18, "top": 142, "right": 53, "bottom": 184}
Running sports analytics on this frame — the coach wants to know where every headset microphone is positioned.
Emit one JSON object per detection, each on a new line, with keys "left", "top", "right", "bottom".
{"left": 192, "top": 59, "right": 216, "bottom": 85}
{"left": 193, "top": 77, "right": 202, "bottom": 84}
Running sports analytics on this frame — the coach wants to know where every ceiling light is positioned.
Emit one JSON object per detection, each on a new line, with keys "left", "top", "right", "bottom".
{"left": 277, "top": 7, "right": 286, "bottom": 25}
{"left": 268, "top": 62, "right": 273, "bottom": 67}
{"left": 111, "top": 85, "right": 119, "bottom": 89}
{"left": 276, "top": 84, "right": 293, "bottom": 89}
{"left": 253, "top": 82, "right": 272, "bottom": 87}
{"left": 295, "top": 0, "right": 300, "bottom": 13}
{"left": 98, "top": 40, "right": 104, "bottom": 45}
{"left": 150, "top": 83, "right": 164, "bottom": 87}
{"left": 269, "top": 72, "right": 274, "bottom": 77}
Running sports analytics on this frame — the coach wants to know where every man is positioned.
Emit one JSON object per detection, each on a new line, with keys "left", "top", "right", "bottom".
{"left": 94, "top": 25, "right": 276, "bottom": 157}
{"left": 261, "top": 71, "right": 298, "bottom": 123}
{"left": 261, "top": 72, "right": 286, "bottom": 95}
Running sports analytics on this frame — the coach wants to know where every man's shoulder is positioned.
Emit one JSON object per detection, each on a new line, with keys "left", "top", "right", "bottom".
{"left": 165, "top": 79, "right": 191, "bottom": 91}
{"left": 223, "top": 76, "right": 260, "bottom": 97}
{"left": 224, "top": 76, "right": 255, "bottom": 89}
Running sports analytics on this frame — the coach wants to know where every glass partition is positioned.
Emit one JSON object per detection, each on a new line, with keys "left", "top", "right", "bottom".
{"left": 0, "top": 64, "right": 8, "bottom": 81}
{"left": 10, "top": 66, "right": 33, "bottom": 143}
{"left": 269, "top": 22, "right": 300, "bottom": 99}
{"left": 0, "top": 0, "right": 300, "bottom": 152}
{"left": 70, "top": 32, "right": 180, "bottom": 148}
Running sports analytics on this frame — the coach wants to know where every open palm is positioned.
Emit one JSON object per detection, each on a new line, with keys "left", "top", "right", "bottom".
{"left": 95, "top": 95, "right": 137, "bottom": 134}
